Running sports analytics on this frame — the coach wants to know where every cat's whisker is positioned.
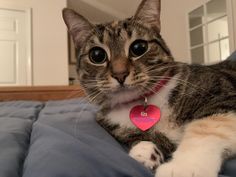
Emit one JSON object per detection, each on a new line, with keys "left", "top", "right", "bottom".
{"left": 149, "top": 76, "right": 214, "bottom": 97}
{"left": 73, "top": 90, "right": 100, "bottom": 137}
{"left": 143, "top": 62, "right": 173, "bottom": 70}
{"left": 88, "top": 90, "right": 103, "bottom": 104}
{"left": 65, "top": 90, "right": 86, "bottom": 99}
{"left": 149, "top": 80, "right": 196, "bottom": 95}
{"left": 148, "top": 79, "right": 197, "bottom": 97}
{"left": 149, "top": 76, "right": 193, "bottom": 88}
{"left": 145, "top": 64, "right": 182, "bottom": 73}
{"left": 148, "top": 75, "right": 195, "bottom": 87}
{"left": 76, "top": 91, "right": 98, "bottom": 103}
{"left": 82, "top": 84, "right": 100, "bottom": 89}
{"left": 139, "top": 85, "right": 158, "bottom": 97}
{"left": 85, "top": 79, "right": 107, "bottom": 82}
{"left": 144, "top": 63, "right": 184, "bottom": 71}
{"left": 145, "top": 63, "right": 183, "bottom": 74}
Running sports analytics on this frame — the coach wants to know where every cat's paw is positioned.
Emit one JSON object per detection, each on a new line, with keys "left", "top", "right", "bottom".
{"left": 155, "top": 160, "right": 218, "bottom": 177}
{"left": 129, "top": 141, "right": 164, "bottom": 171}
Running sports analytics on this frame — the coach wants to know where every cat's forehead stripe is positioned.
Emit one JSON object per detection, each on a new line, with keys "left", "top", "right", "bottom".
{"left": 94, "top": 24, "right": 106, "bottom": 43}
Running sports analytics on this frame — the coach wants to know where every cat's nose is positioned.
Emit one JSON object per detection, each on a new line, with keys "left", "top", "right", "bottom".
{"left": 112, "top": 71, "right": 130, "bottom": 85}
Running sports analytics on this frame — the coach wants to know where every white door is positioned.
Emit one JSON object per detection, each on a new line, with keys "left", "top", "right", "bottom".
{"left": 0, "top": 8, "right": 31, "bottom": 86}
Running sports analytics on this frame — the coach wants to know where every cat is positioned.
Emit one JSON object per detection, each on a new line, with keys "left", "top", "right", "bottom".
{"left": 62, "top": 0, "right": 236, "bottom": 176}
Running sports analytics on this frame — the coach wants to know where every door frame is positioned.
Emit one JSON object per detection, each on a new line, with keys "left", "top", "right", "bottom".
{"left": 0, "top": 5, "right": 32, "bottom": 85}
{"left": 226, "top": 0, "right": 235, "bottom": 53}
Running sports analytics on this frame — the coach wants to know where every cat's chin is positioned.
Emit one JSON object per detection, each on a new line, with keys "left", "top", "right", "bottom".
{"left": 110, "top": 86, "right": 134, "bottom": 94}
{"left": 108, "top": 86, "right": 142, "bottom": 107}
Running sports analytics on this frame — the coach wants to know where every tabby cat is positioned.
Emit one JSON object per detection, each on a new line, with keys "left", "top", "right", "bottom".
{"left": 63, "top": 0, "right": 236, "bottom": 176}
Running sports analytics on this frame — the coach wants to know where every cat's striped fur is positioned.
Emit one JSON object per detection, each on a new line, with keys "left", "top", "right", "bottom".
{"left": 63, "top": 0, "right": 236, "bottom": 176}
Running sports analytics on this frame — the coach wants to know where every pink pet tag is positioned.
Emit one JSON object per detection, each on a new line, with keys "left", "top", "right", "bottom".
{"left": 129, "top": 104, "right": 161, "bottom": 131}
{"left": 128, "top": 79, "right": 169, "bottom": 131}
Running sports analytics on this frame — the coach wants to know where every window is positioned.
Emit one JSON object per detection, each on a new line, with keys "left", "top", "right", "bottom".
{"left": 188, "top": 0, "right": 230, "bottom": 64}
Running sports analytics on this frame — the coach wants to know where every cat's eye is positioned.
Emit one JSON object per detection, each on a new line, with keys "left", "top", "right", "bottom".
{"left": 129, "top": 40, "right": 148, "bottom": 58}
{"left": 89, "top": 47, "right": 107, "bottom": 64}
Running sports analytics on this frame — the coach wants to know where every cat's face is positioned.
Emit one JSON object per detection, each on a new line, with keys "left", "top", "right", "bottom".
{"left": 63, "top": 0, "right": 174, "bottom": 105}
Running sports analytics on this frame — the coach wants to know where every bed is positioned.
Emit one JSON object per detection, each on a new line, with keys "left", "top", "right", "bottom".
{"left": 0, "top": 61, "right": 236, "bottom": 177}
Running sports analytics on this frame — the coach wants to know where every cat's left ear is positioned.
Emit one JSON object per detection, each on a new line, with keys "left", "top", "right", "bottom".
{"left": 134, "top": 0, "right": 161, "bottom": 33}
{"left": 62, "top": 8, "right": 93, "bottom": 49}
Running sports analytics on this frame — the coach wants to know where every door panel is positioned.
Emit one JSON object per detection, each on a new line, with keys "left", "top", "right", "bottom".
{"left": 0, "top": 17, "right": 16, "bottom": 32}
{"left": 0, "top": 8, "right": 30, "bottom": 86}
{"left": 0, "top": 41, "right": 16, "bottom": 83}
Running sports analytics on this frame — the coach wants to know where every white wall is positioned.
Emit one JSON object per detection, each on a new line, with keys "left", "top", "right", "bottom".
{"left": 161, "top": 0, "right": 206, "bottom": 63}
{"left": 32, "top": 0, "right": 68, "bottom": 86}
{"left": 0, "top": 0, "right": 68, "bottom": 86}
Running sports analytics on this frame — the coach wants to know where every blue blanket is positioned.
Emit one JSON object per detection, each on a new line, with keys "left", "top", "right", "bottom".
{"left": 0, "top": 99, "right": 235, "bottom": 177}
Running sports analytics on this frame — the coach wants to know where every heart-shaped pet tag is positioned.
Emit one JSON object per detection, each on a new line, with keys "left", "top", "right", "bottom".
{"left": 129, "top": 105, "right": 161, "bottom": 131}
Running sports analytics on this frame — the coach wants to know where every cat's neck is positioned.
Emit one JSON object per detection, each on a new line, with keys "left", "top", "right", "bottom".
{"left": 103, "top": 74, "right": 181, "bottom": 142}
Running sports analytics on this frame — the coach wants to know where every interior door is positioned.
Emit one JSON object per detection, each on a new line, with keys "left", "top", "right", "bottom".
{"left": 0, "top": 8, "right": 31, "bottom": 86}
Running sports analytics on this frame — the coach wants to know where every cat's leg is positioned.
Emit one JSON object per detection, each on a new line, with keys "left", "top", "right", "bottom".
{"left": 97, "top": 115, "right": 175, "bottom": 171}
{"left": 156, "top": 113, "right": 236, "bottom": 177}
{"left": 128, "top": 133, "right": 175, "bottom": 171}
{"left": 129, "top": 141, "right": 164, "bottom": 171}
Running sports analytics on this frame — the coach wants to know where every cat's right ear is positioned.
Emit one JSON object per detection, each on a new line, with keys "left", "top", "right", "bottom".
{"left": 62, "top": 8, "right": 93, "bottom": 49}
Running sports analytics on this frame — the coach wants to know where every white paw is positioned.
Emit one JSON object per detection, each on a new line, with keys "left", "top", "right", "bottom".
{"left": 129, "top": 141, "right": 164, "bottom": 171}
{"left": 155, "top": 160, "right": 218, "bottom": 177}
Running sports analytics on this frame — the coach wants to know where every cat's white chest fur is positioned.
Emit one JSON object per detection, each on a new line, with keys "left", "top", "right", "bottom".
{"left": 107, "top": 75, "right": 183, "bottom": 144}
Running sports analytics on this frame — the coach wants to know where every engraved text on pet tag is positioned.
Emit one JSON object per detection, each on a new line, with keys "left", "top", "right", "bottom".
{"left": 129, "top": 98, "right": 161, "bottom": 131}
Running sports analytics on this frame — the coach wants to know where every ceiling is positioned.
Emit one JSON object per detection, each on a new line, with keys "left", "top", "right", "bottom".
{"left": 67, "top": 0, "right": 141, "bottom": 23}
